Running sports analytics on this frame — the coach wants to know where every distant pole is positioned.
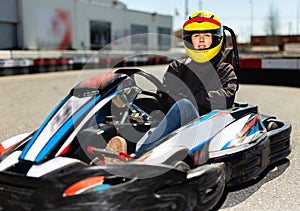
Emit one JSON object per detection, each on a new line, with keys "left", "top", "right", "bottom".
{"left": 249, "top": 0, "right": 253, "bottom": 42}
{"left": 185, "top": 0, "right": 189, "bottom": 20}
{"left": 199, "top": 0, "right": 203, "bottom": 10}
{"left": 297, "top": 1, "right": 299, "bottom": 34}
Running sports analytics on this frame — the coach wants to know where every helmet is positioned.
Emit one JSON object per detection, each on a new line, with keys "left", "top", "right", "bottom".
{"left": 183, "top": 10, "right": 223, "bottom": 63}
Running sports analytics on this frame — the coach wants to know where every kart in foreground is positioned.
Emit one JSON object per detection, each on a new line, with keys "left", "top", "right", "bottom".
{"left": 0, "top": 67, "right": 291, "bottom": 211}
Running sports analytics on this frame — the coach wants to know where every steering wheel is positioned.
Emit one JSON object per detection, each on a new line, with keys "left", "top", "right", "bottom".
{"left": 115, "top": 68, "right": 168, "bottom": 100}
{"left": 113, "top": 68, "right": 168, "bottom": 123}
{"left": 116, "top": 87, "right": 153, "bottom": 123}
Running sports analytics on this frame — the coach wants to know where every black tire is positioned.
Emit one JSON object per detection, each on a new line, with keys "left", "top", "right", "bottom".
{"left": 265, "top": 119, "right": 292, "bottom": 164}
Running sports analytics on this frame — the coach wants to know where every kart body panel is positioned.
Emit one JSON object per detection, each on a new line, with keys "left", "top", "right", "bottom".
{"left": 0, "top": 69, "right": 291, "bottom": 211}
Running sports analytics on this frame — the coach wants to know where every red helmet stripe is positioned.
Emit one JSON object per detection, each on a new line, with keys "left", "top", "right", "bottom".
{"left": 183, "top": 17, "right": 221, "bottom": 28}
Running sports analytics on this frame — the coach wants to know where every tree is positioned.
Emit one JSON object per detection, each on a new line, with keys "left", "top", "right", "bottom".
{"left": 264, "top": 3, "right": 280, "bottom": 45}
{"left": 264, "top": 3, "right": 280, "bottom": 36}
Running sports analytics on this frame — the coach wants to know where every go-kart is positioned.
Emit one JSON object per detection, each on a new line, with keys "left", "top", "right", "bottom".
{"left": 0, "top": 26, "right": 292, "bottom": 210}
{"left": 0, "top": 67, "right": 291, "bottom": 211}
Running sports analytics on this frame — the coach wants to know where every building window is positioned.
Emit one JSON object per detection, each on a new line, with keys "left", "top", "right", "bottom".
{"left": 131, "top": 24, "right": 148, "bottom": 50}
{"left": 283, "top": 38, "right": 289, "bottom": 42}
{"left": 0, "top": 23, "right": 17, "bottom": 49}
{"left": 254, "top": 38, "right": 261, "bottom": 44}
{"left": 158, "top": 27, "right": 171, "bottom": 50}
{"left": 90, "top": 21, "right": 111, "bottom": 50}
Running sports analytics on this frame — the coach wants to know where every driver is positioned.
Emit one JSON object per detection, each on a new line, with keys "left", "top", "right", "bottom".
{"left": 135, "top": 10, "right": 238, "bottom": 153}
{"left": 105, "top": 10, "right": 238, "bottom": 157}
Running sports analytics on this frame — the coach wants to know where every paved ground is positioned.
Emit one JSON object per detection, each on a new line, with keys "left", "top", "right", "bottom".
{"left": 0, "top": 65, "right": 299, "bottom": 210}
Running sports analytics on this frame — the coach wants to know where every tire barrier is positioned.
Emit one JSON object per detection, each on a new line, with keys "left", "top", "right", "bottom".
{"left": 0, "top": 55, "right": 174, "bottom": 76}
{"left": 0, "top": 59, "right": 33, "bottom": 76}
{"left": 33, "top": 58, "right": 70, "bottom": 73}
{"left": 1, "top": 56, "right": 300, "bottom": 87}
{"left": 0, "top": 58, "right": 71, "bottom": 76}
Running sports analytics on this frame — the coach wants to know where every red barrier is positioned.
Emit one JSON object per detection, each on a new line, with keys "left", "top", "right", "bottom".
{"left": 148, "top": 56, "right": 167, "bottom": 64}
{"left": 33, "top": 58, "right": 70, "bottom": 72}
{"left": 239, "top": 58, "right": 262, "bottom": 69}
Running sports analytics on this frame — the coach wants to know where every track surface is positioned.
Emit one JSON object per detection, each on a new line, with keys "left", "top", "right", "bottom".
{"left": 0, "top": 65, "right": 299, "bottom": 210}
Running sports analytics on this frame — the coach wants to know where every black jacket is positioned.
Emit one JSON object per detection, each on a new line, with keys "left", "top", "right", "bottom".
{"left": 162, "top": 55, "right": 238, "bottom": 115}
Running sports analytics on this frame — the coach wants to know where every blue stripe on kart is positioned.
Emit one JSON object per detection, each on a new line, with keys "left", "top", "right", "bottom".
{"left": 259, "top": 119, "right": 266, "bottom": 130}
{"left": 187, "top": 111, "right": 226, "bottom": 153}
{"left": 185, "top": 110, "right": 222, "bottom": 129}
{"left": 20, "top": 95, "right": 69, "bottom": 160}
{"left": 220, "top": 123, "right": 259, "bottom": 150}
{"left": 35, "top": 95, "right": 101, "bottom": 162}
{"left": 94, "top": 184, "right": 111, "bottom": 191}
{"left": 221, "top": 140, "right": 232, "bottom": 150}
{"left": 198, "top": 110, "right": 222, "bottom": 123}
{"left": 247, "top": 123, "right": 259, "bottom": 136}
{"left": 190, "top": 138, "right": 211, "bottom": 153}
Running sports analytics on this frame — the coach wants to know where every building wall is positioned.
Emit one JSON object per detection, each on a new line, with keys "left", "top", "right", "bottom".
{"left": 0, "top": 0, "right": 19, "bottom": 49}
{"left": 20, "top": 0, "right": 74, "bottom": 50}
{"left": 17, "top": 0, "right": 172, "bottom": 50}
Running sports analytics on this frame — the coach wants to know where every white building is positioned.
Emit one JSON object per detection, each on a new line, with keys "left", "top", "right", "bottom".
{"left": 0, "top": 0, "right": 173, "bottom": 51}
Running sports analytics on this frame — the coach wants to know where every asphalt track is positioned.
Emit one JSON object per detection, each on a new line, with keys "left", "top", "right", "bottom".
{"left": 0, "top": 65, "right": 299, "bottom": 210}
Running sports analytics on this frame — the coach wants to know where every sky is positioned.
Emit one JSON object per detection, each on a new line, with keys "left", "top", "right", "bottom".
{"left": 120, "top": 0, "right": 300, "bottom": 43}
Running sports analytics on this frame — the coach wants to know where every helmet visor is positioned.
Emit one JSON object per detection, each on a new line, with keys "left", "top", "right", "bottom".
{"left": 183, "top": 28, "right": 223, "bottom": 50}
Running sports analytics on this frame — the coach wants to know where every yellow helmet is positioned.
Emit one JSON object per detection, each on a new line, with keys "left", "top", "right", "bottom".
{"left": 183, "top": 10, "right": 224, "bottom": 63}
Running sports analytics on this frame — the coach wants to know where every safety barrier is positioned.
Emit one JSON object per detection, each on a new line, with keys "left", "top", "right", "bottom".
{"left": 0, "top": 50, "right": 182, "bottom": 76}
{"left": 0, "top": 50, "right": 300, "bottom": 87}
{"left": 238, "top": 58, "right": 300, "bottom": 87}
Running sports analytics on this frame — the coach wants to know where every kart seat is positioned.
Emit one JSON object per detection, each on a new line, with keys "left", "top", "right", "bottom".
{"left": 223, "top": 47, "right": 234, "bottom": 64}
{"left": 230, "top": 103, "right": 258, "bottom": 119}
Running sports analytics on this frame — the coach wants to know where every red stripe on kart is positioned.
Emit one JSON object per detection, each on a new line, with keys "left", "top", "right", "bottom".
{"left": 140, "top": 153, "right": 152, "bottom": 162}
{"left": 63, "top": 176, "right": 105, "bottom": 196}
{"left": 237, "top": 116, "right": 259, "bottom": 139}
{"left": 207, "top": 111, "right": 228, "bottom": 121}
{"left": 57, "top": 142, "right": 72, "bottom": 156}
{"left": 0, "top": 143, "right": 15, "bottom": 155}
{"left": 0, "top": 144, "right": 5, "bottom": 154}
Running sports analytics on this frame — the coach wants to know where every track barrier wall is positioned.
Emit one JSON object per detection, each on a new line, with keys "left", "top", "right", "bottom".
{"left": 0, "top": 50, "right": 300, "bottom": 87}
